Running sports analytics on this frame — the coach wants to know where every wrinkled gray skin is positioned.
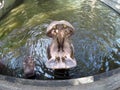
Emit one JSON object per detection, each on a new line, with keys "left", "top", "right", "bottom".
{"left": 46, "top": 20, "right": 77, "bottom": 69}
{"left": 23, "top": 56, "right": 35, "bottom": 78}
{"left": 0, "top": 60, "right": 5, "bottom": 72}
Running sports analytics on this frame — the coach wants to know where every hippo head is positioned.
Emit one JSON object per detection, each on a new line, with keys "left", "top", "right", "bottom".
{"left": 46, "top": 20, "right": 75, "bottom": 38}
{"left": 23, "top": 56, "right": 35, "bottom": 78}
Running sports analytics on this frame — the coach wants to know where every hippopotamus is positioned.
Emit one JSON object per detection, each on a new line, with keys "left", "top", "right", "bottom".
{"left": 0, "top": 60, "right": 6, "bottom": 72}
{"left": 23, "top": 56, "right": 35, "bottom": 78}
{"left": 45, "top": 20, "right": 77, "bottom": 69}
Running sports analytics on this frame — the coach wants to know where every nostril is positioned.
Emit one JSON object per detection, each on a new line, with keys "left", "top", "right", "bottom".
{"left": 56, "top": 56, "right": 60, "bottom": 62}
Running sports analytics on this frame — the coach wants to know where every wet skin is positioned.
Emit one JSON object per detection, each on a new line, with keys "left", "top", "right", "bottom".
{"left": 0, "top": 61, "right": 6, "bottom": 73}
{"left": 23, "top": 56, "right": 35, "bottom": 78}
{"left": 46, "top": 20, "right": 77, "bottom": 69}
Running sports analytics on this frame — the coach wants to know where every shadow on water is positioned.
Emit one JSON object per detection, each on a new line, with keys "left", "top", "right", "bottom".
{"left": 0, "top": 0, "right": 120, "bottom": 79}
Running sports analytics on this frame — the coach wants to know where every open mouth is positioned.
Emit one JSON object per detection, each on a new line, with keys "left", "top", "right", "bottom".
{"left": 56, "top": 29, "right": 66, "bottom": 52}
{"left": 46, "top": 20, "right": 77, "bottom": 70}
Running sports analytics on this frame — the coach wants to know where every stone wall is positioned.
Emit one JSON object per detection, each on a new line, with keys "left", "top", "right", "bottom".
{"left": 0, "top": 0, "right": 23, "bottom": 19}
{"left": 100, "top": 0, "right": 120, "bottom": 14}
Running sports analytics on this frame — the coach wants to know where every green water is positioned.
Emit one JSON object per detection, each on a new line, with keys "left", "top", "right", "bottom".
{"left": 0, "top": 0, "right": 120, "bottom": 79}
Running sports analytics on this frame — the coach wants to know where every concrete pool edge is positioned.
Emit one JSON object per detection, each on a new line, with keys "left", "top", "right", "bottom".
{"left": 0, "top": 67, "right": 120, "bottom": 90}
{"left": 100, "top": 0, "right": 120, "bottom": 14}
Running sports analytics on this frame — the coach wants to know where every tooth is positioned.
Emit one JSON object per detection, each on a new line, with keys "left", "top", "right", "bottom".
{"left": 63, "top": 24, "right": 67, "bottom": 28}
{"left": 56, "top": 29, "right": 58, "bottom": 33}
{"left": 53, "top": 25, "right": 56, "bottom": 29}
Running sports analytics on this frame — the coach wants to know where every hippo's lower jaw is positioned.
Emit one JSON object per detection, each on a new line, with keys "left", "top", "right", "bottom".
{"left": 45, "top": 58, "right": 77, "bottom": 69}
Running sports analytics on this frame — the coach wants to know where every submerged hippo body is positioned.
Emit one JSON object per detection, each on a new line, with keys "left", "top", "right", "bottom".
{"left": 23, "top": 56, "right": 35, "bottom": 78}
{"left": 0, "top": 61, "right": 5, "bottom": 69}
{"left": 46, "top": 20, "right": 77, "bottom": 69}
{"left": 0, "top": 60, "right": 6, "bottom": 73}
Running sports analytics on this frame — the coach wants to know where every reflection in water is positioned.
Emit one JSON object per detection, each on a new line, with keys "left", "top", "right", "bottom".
{"left": 0, "top": 0, "right": 120, "bottom": 79}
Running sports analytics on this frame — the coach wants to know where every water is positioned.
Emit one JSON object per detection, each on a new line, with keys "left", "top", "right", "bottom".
{"left": 0, "top": 0, "right": 120, "bottom": 79}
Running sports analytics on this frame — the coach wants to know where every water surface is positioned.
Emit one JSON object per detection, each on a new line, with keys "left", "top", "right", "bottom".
{"left": 0, "top": 0, "right": 120, "bottom": 79}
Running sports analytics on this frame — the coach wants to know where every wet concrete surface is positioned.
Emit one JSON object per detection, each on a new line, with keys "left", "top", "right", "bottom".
{"left": 0, "top": 67, "right": 120, "bottom": 90}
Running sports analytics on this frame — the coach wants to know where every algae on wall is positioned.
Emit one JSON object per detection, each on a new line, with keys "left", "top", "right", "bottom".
{"left": 0, "top": 0, "right": 22, "bottom": 19}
